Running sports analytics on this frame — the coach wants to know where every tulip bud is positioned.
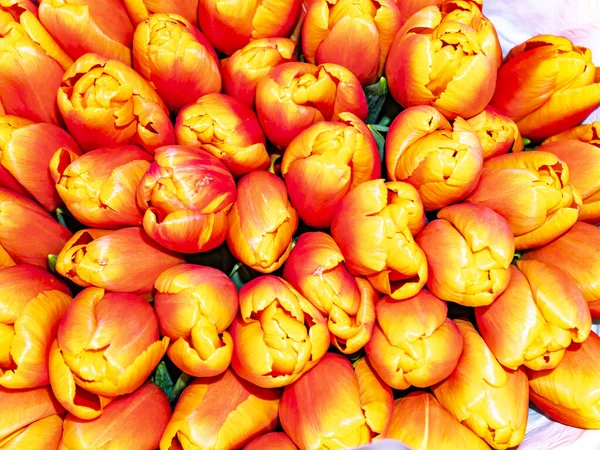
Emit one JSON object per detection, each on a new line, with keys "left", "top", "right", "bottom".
{"left": 280, "top": 354, "right": 393, "bottom": 448}
{"left": 543, "top": 121, "right": 600, "bottom": 147}
{"left": 331, "top": 179, "right": 428, "bottom": 300}
{"left": 227, "top": 171, "right": 298, "bottom": 273}
{"left": 175, "top": 93, "right": 270, "bottom": 178}
{"left": 123, "top": 0, "right": 198, "bottom": 25}
{"left": 256, "top": 62, "right": 368, "bottom": 149}
{"left": 159, "top": 368, "right": 281, "bottom": 450}
{"left": 221, "top": 38, "right": 296, "bottom": 109}
{"left": 394, "top": 0, "right": 442, "bottom": 21}
{"left": 466, "top": 151, "right": 582, "bottom": 250}
{"left": 365, "top": 291, "right": 463, "bottom": 390}
{"left": 154, "top": 265, "right": 238, "bottom": 378}
{"left": 467, "top": 107, "right": 525, "bottom": 160}
{"left": 230, "top": 276, "right": 329, "bottom": 388}
{"left": 57, "top": 53, "right": 174, "bottom": 153}
{"left": 385, "top": 106, "right": 483, "bottom": 210}
{"left": 49, "top": 287, "right": 168, "bottom": 419}
{"left": 491, "top": 35, "right": 600, "bottom": 141}
{"left": 55, "top": 227, "right": 185, "bottom": 296}
{"left": 244, "top": 432, "right": 298, "bottom": 450}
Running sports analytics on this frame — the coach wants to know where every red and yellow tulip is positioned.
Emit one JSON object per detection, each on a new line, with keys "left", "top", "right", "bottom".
{"left": 467, "top": 106, "right": 525, "bottom": 160}
{"left": 542, "top": 121, "right": 600, "bottom": 147}
{"left": 394, "top": 0, "right": 442, "bottom": 22}
{"left": 244, "top": 432, "right": 298, "bottom": 450}
{"left": 123, "top": 0, "right": 198, "bottom": 25}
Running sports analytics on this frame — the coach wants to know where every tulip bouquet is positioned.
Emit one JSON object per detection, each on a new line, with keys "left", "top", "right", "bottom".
{"left": 1, "top": 0, "right": 600, "bottom": 449}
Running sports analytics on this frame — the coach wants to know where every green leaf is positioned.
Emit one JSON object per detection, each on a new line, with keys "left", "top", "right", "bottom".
{"left": 152, "top": 361, "right": 174, "bottom": 398}
{"left": 229, "top": 262, "right": 245, "bottom": 290}
{"left": 364, "top": 77, "right": 389, "bottom": 124}
{"left": 169, "top": 372, "right": 194, "bottom": 405}
{"left": 47, "top": 255, "right": 58, "bottom": 274}
{"left": 522, "top": 137, "right": 531, "bottom": 147}
{"left": 55, "top": 208, "right": 69, "bottom": 229}
{"left": 368, "top": 124, "right": 386, "bottom": 163}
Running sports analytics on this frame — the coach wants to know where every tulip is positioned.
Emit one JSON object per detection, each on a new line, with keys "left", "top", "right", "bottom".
{"left": 280, "top": 354, "right": 394, "bottom": 448}
{"left": 133, "top": 13, "right": 221, "bottom": 113}
{"left": 221, "top": 38, "right": 296, "bottom": 109}
{"left": 227, "top": 171, "right": 298, "bottom": 273}
{"left": 282, "top": 232, "right": 377, "bottom": 354}
{"left": 256, "top": 62, "right": 368, "bottom": 149}
{"left": 230, "top": 276, "right": 329, "bottom": 388}
{"left": 0, "top": 188, "right": 72, "bottom": 269}
{"left": 244, "top": 432, "right": 298, "bottom": 450}
{"left": 50, "top": 145, "right": 152, "bottom": 229}
{"left": 57, "top": 53, "right": 174, "bottom": 153}
{"left": 331, "top": 179, "right": 428, "bottom": 300}
{"left": 55, "top": 227, "right": 185, "bottom": 296}
{"left": 385, "top": 105, "right": 483, "bottom": 210}
{"left": 49, "top": 287, "right": 168, "bottom": 419}
{"left": 301, "top": 0, "right": 402, "bottom": 85}
{"left": 198, "top": 0, "right": 303, "bottom": 56}
{"left": 159, "top": 368, "right": 281, "bottom": 450}
{"left": 542, "top": 121, "right": 600, "bottom": 147}
{"left": 432, "top": 319, "right": 529, "bottom": 449}
{"left": 0, "top": 264, "right": 71, "bottom": 389}
{"left": 123, "top": 0, "right": 198, "bottom": 25}
{"left": 385, "top": 392, "right": 491, "bottom": 450}
{"left": 528, "top": 331, "right": 600, "bottom": 429}
{"left": 416, "top": 203, "right": 514, "bottom": 306}
{"left": 175, "top": 93, "right": 270, "bottom": 178}
{"left": 491, "top": 35, "right": 600, "bottom": 141}
{"left": 61, "top": 382, "right": 171, "bottom": 450}
{"left": 0, "top": 114, "right": 81, "bottom": 212}
{"left": 394, "top": 0, "right": 442, "bottom": 22}
{"left": 467, "top": 107, "right": 525, "bottom": 160}
{"left": 154, "top": 264, "right": 238, "bottom": 378}
{"left": 466, "top": 151, "right": 582, "bottom": 250}
{"left": 39, "top": 0, "right": 134, "bottom": 65}
{"left": 365, "top": 291, "right": 463, "bottom": 390}
{"left": 137, "top": 146, "right": 236, "bottom": 254}
{"left": 386, "top": 0, "right": 502, "bottom": 119}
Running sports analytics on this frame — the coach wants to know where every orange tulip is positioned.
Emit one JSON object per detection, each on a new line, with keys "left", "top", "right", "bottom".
{"left": 0, "top": 188, "right": 72, "bottom": 269}
{"left": 221, "top": 38, "right": 296, "bottom": 109}
{"left": 385, "top": 392, "right": 491, "bottom": 450}
{"left": 39, "top": 0, "right": 134, "bottom": 65}
{"left": 528, "top": 331, "right": 600, "bottom": 429}
{"left": 256, "top": 62, "right": 368, "bottom": 149}
{"left": 282, "top": 232, "right": 377, "bottom": 354}
{"left": 55, "top": 227, "right": 184, "bottom": 296}
{"left": 227, "top": 171, "right": 298, "bottom": 274}
{"left": 0, "top": 115, "right": 81, "bottom": 212}
{"left": 542, "top": 121, "right": 600, "bottom": 147}
{"left": 491, "top": 35, "right": 600, "bottom": 141}
{"left": 331, "top": 179, "right": 428, "bottom": 300}
{"left": 466, "top": 107, "right": 525, "bottom": 160}
{"left": 365, "top": 291, "right": 463, "bottom": 389}
{"left": 133, "top": 13, "right": 221, "bottom": 113}
{"left": 280, "top": 354, "right": 393, "bottom": 448}
{"left": 198, "top": 0, "right": 302, "bottom": 55}
{"left": 432, "top": 319, "right": 529, "bottom": 449}
{"left": 57, "top": 53, "right": 174, "bottom": 153}
{"left": 154, "top": 264, "right": 238, "bottom": 378}
{"left": 159, "top": 368, "right": 281, "bottom": 450}
{"left": 466, "top": 151, "right": 582, "bottom": 250}
{"left": 61, "top": 382, "right": 171, "bottom": 450}
{"left": 385, "top": 105, "right": 483, "bottom": 210}
{"left": 385, "top": 0, "right": 501, "bottom": 119}
{"left": 244, "top": 432, "right": 298, "bottom": 450}
{"left": 230, "top": 276, "right": 329, "bottom": 388}
{"left": 123, "top": 0, "right": 198, "bottom": 25}
{"left": 0, "top": 264, "right": 71, "bottom": 389}
{"left": 394, "top": 0, "right": 442, "bottom": 21}
{"left": 49, "top": 287, "right": 168, "bottom": 419}
{"left": 175, "top": 93, "right": 270, "bottom": 178}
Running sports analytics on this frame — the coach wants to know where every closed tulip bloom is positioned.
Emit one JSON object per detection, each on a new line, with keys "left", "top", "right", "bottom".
{"left": 542, "top": 121, "right": 600, "bottom": 147}
{"left": 386, "top": 106, "right": 483, "bottom": 210}
{"left": 230, "top": 276, "right": 329, "bottom": 388}
{"left": 282, "top": 232, "right": 377, "bottom": 354}
{"left": 175, "top": 94, "right": 270, "bottom": 178}
{"left": 154, "top": 265, "right": 238, "bottom": 378}
{"left": 256, "top": 62, "right": 368, "bottom": 149}
{"left": 61, "top": 382, "right": 171, "bottom": 450}
{"left": 365, "top": 291, "right": 463, "bottom": 390}
{"left": 57, "top": 53, "right": 174, "bottom": 153}
{"left": 137, "top": 146, "right": 236, "bottom": 254}
{"left": 280, "top": 354, "right": 394, "bottom": 448}
{"left": 50, "top": 145, "right": 152, "bottom": 228}
{"left": 491, "top": 35, "right": 600, "bottom": 141}
{"left": 244, "top": 432, "right": 298, "bottom": 450}
{"left": 160, "top": 368, "right": 281, "bottom": 450}
{"left": 123, "top": 0, "right": 198, "bottom": 25}
{"left": 0, "top": 115, "right": 81, "bottom": 212}
{"left": 39, "top": 0, "right": 134, "bottom": 65}
{"left": 49, "top": 287, "right": 168, "bottom": 419}
{"left": 467, "top": 107, "right": 525, "bottom": 160}
{"left": 331, "top": 179, "right": 428, "bottom": 300}
{"left": 227, "top": 171, "right": 298, "bottom": 273}
{"left": 394, "top": 0, "right": 442, "bottom": 21}
{"left": 466, "top": 151, "right": 582, "bottom": 250}
{"left": 55, "top": 228, "right": 184, "bottom": 296}
{"left": 432, "top": 319, "right": 529, "bottom": 449}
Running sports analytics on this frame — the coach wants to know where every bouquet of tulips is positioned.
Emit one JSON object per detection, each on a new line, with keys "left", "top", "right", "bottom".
{"left": 1, "top": 0, "right": 600, "bottom": 449}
